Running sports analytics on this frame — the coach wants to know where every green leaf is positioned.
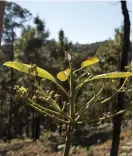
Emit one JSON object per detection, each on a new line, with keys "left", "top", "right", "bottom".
{"left": 91, "top": 72, "right": 132, "bottom": 80}
{"left": 57, "top": 69, "right": 71, "bottom": 81}
{"left": 81, "top": 57, "right": 99, "bottom": 68}
{"left": 3, "top": 62, "right": 56, "bottom": 82}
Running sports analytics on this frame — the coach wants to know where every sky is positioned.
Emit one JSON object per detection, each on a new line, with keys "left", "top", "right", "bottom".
{"left": 12, "top": 0, "right": 132, "bottom": 44}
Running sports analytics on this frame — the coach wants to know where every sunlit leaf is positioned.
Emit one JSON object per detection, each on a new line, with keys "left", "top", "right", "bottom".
{"left": 57, "top": 69, "right": 71, "bottom": 81}
{"left": 3, "top": 62, "right": 56, "bottom": 82}
{"left": 81, "top": 57, "right": 99, "bottom": 68}
{"left": 91, "top": 72, "right": 132, "bottom": 80}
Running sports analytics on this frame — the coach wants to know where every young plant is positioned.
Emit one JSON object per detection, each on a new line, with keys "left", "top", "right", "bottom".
{"left": 3, "top": 53, "right": 132, "bottom": 156}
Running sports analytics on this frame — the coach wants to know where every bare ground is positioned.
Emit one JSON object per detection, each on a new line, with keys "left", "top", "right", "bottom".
{"left": 0, "top": 120, "right": 131, "bottom": 156}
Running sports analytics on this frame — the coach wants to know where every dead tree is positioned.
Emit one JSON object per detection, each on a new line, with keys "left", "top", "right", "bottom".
{"left": 110, "top": 1, "right": 131, "bottom": 156}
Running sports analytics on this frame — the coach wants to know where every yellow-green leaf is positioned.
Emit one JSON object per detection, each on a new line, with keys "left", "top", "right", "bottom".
{"left": 81, "top": 57, "right": 99, "bottom": 68}
{"left": 57, "top": 69, "right": 71, "bottom": 81}
{"left": 3, "top": 62, "right": 56, "bottom": 82}
{"left": 37, "top": 67, "right": 56, "bottom": 82}
{"left": 91, "top": 72, "right": 132, "bottom": 80}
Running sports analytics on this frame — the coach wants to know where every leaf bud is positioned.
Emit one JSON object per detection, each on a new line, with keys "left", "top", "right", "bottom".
{"left": 46, "top": 90, "right": 50, "bottom": 95}
{"left": 14, "top": 85, "right": 19, "bottom": 90}
{"left": 33, "top": 64, "right": 37, "bottom": 70}
{"left": 49, "top": 91, "right": 54, "bottom": 97}
{"left": 65, "top": 51, "right": 72, "bottom": 61}
{"left": 38, "top": 96, "right": 45, "bottom": 101}
{"left": 36, "top": 90, "right": 40, "bottom": 96}
{"left": 32, "top": 95, "right": 37, "bottom": 102}
{"left": 46, "top": 97, "right": 50, "bottom": 101}
{"left": 28, "top": 67, "right": 32, "bottom": 74}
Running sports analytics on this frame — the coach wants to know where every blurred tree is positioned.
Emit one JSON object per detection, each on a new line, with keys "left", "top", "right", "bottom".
{"left": 2, "top": 1, "right": 32, "bottom": 141}
{"left": 14, "top": 15, "right": 49, "bottom": 140}
{"left": 0, "top": 1, "right": 5, "bottom": 45}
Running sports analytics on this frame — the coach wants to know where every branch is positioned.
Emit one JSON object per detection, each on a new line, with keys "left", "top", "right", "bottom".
{"left": 34, "top": 79, "right": 62, "bottom": 112}
{"left": 28, "top": 91, "right": 72, "bottom": 121}
{"left": 108, "top": 1, "right": 120, "bottom": 5}
{"left": 73, "top": 67, "right": 83, "bottom": 74}
{"left": 74, "top": 75, "right": 93, "bottom": 102}
{"left": 55, "top": 82, "right": 70, "bottom": 98}
{"left": 28, "top": 98, "right": 61, "bottom": 116}
{"left": 77, "top": 78, "right": 128, "bottom": 118}
{"left": 89, "top": 77, "right": 128, "bottom": 109}
{"left": 27, "top": 99, "right": 69, "bottom": 124}
{"left": 100, "top": 106, "right": 131, "bottom": 121}
{"left": 78, "top": 106, "right": 131, "bottom": 124}
{"left": 77, "top": 85, "right": 104, "bottom": 115}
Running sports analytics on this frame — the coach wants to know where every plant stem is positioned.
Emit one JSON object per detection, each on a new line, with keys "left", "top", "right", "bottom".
{"left": 63, "top": 61, "right": 75, "bottom": 156}
{"left": 64, "top": 124, "right": 73, "bottom": 156}
{"left": 69, "top": 62, "right": 75, "bottom": 118}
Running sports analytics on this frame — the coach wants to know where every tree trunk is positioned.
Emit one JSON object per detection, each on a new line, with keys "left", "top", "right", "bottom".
{"left": 26, "top": 106, "right": 29, "bottom": 138}
{"left": 59, "top": 96, "right": 62, "bottom": 135}
{"left": 32, "top": 108, "right": 35, "bottom": 141}
{"left": 110, "top": 1, "right": 130, "bottom": 156}
{"left": 8, "top": 27, "right": 14, "bottom": 142}
{"left": 0, "top": 1, "right": 5, "bottom": 45}
{"left": 35, "top": 115, "right": 40, "bottom": 140}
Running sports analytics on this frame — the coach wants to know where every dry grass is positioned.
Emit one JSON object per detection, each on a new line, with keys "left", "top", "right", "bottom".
{"left": 0, "top": 121, "right": 131, "bottom": 156}
{"left": 89, "top": 123, "right": 132, "bottom": 156}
